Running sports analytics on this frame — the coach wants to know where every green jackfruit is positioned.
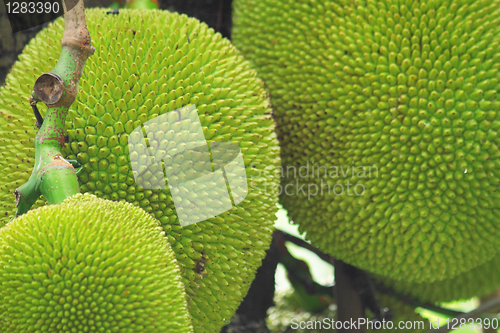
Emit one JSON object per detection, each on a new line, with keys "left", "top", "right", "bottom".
{"left": 0, "top": 9, "right": 280, "bottom": 332}
{"left": 233, "top": 0, "right": 500, "bottom": 283}
{"left": 0, "top": 193, "right": 192, "bottom": 333}
{"left": 377, "top": 251, "right": 500, "bottom": 304}
{"left": 367, "top": 293, "right": 427, "bottom": 333}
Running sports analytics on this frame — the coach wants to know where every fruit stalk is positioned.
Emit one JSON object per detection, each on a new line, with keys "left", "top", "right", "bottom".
{"left": 13, "top": 0, "right": 94, "bottom": 218}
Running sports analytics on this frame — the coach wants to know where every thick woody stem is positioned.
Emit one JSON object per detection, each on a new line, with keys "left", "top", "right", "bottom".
{"left": 13, "top": 0, "right": 94, "bottom": 218}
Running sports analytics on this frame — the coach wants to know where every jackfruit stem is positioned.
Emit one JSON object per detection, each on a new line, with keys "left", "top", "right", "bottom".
{"left": 13, "top": 0, "right": 95, "bottom": 218}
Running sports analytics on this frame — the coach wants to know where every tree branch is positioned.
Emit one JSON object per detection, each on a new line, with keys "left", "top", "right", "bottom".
{"left": 335, "top": 259, "right": 367, "bottom": 333}
{"left": 13, "top": 0, "right": 94, "bottom": 218}
{"left": 275, "top": 230, "right": 332, "bottom": 264}
{"left": 275, "top": 230, "right": 466, "bottom": 321}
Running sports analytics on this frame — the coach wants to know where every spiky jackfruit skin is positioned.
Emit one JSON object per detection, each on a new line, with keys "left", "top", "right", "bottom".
{"left": 0, "top": 193, "right": 192, "bottom": 333}
{"left": 367, "top": 294, "right": 427, "bottom": 333}
{"left": 0, "top": 9, "right": 280, "bottom": 332}
{"left": 233, "top": 0, "right": 500, "bottom": 283}
{"left": 376, "top": 250, "right": 500, "bottom": 304}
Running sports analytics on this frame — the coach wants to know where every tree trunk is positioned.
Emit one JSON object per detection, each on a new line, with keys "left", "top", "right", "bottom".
{"left": 334, "top": 259, "right": 367, "bottom": 333}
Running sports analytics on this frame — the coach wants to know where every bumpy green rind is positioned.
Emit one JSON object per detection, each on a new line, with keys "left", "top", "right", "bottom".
{"left": 367, "top": 293, "right": 427, "bottom": 333}
{"left": 0, "top": 193, "right": 193, "bottom": 333}
{"left": 233, "top": 0, "right": 500, "bottom": 283}
{"left": 376, "top": 250, "right": 500, "bottom": 304}
{"left": 0, "top": 9, "right": 280, "bottom": 332}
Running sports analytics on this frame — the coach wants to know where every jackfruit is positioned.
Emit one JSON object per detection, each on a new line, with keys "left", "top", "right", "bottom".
{"left": 232, "top": 0, "right": 500, "bottom": 283}
{"left": 0, "top": 193, "right": 192, "bottom": 333}
{"left": 377, "top": 251, "right": 500, "bottom": 304}
{"left": 367, "top": 293, "right": 427, "bottom": 333}
{"left": 0, "top": 9, "right": 280, "bottom": 332}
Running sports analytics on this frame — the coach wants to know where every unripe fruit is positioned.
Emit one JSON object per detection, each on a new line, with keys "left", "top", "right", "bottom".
{"left": 0, "top": 9, "right": 281, "bottom": 332}
{"left": 0, "top": 193, "right": 192, "bottom": 333}
{"left": 233, "top": 0, "right": 500, "bottom": 286}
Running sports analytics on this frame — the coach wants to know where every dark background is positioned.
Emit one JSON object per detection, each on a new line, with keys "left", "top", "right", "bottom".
{"left": 0, "top": 0, "right": 233, "bottom": 85}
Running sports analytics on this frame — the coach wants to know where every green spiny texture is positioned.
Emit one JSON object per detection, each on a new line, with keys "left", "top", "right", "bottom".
{"left": 367, "top": 293, "right": 427, "bottom": 333}
{"left": 0, "top": 193, "right": 192, "bottom": 333}
{"left": 0, "top": 9, "right": 280, "bottom": 332}
{"left": 377, "top": 251, "right": 500, "bottom": 304}
{"left": 233, "top": 0, "right": 500, "bottom": 283}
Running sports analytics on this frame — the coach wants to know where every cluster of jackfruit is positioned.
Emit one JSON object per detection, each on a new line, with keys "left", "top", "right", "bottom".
{"left": 0, "top": 8, "right": 281, "bottom": 332}
{"left": 232, "top": 0, "right": 500, "bottom": 308}
{"left": 0, "top": 193, "right": 193, "bottom": 332}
